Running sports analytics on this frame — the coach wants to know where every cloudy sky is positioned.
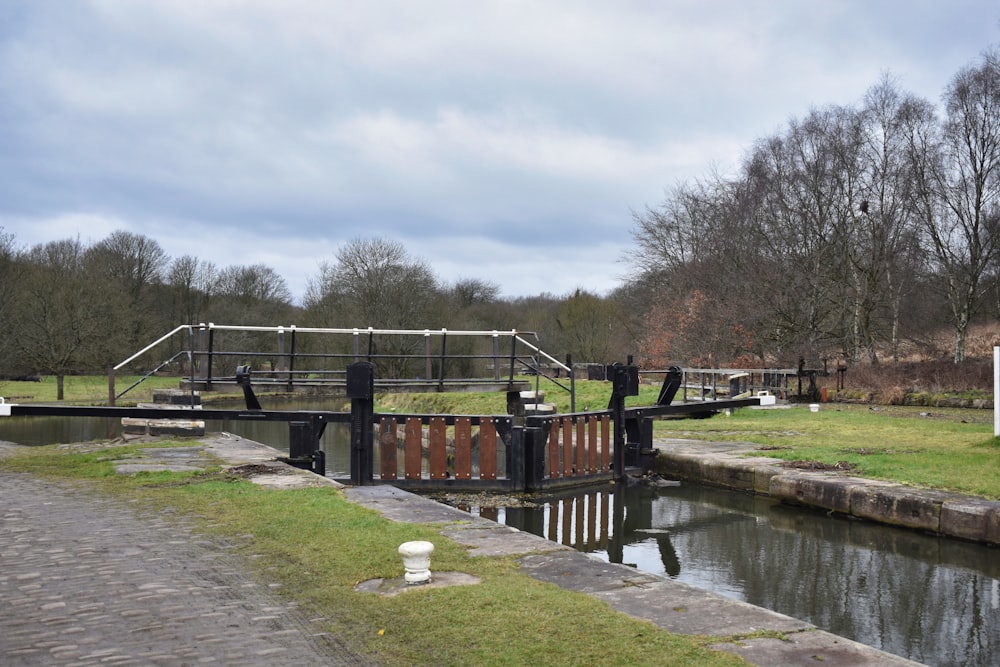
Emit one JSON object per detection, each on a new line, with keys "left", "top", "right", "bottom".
{"left": 2, "top": 1, "right": 998, "bottom": 303}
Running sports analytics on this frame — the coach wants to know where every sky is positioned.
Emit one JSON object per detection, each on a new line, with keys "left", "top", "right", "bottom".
{"left": 1, "top": 1, "right": 999, "bottom": 304}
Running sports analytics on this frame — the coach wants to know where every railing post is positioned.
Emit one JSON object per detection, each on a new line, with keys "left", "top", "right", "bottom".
{"left": 437, "top": 328, "right": 447, "bottom": 392}
{"left": 347, "top": 361, "right": 375, "bottom": 485}
{"left": 287, "top": 326, "right": 297, "bottom": 392}
{"left": 493, "top": 331, "right": 500, "bottom": 381}
{"left": 108, "top": 368, "right": 115, "bottom": 407}
{"left": 206, "top": 324, "right": 215, "bottom": 391}
{"left": 566, "top": 353, "right": 575, "bottom": 413}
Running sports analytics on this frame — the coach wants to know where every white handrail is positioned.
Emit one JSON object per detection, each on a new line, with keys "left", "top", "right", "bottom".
{"left": 113, "top": 325, "right": 192, "bottom": 371}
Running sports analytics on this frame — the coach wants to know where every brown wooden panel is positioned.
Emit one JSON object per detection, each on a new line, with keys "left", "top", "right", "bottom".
{"left": 575, "top": 492, "right": 585, "bottom": 545}
{"left": 404, "top": 417, "right": 423, "bottom": 480}
{"left": 600, "top": 415, "right": 610, "bottom": 472}
{"left": 561, "top": 417, "right": 573, "bottom": 476}
{"left": 479, "top": 418, "right": 497, "bottom": 480}
{"left": 587, "top": 416, "right": 598, "bottom": 473}
{"left": 429, "top": 417, "right": 448, "bottom": 479}
{"left": 379, "top": 417, "right": 397, "bottom": 480}
{"left": 454, "top": 417, "right": 472, "bottom": 480}
{"left": 548, "top": 421, "right": 560, "bottom": 478}
{"left": 575, "top": 417, "right": 586, "bottom": 476}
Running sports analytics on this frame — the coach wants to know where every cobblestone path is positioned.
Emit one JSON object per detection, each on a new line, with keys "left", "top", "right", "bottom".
{"left": 0, "top": 472, "right": 375, "bottom": 666}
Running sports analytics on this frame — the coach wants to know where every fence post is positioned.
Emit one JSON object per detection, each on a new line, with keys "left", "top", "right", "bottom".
{"left": 523, "top": 421, "right": 546, "bottom": 492}
{"left": 347, "top": 361, "right": 375, "bottom": 485}
{"left": 508, "top": 426, "right": 526, "bottom": 491}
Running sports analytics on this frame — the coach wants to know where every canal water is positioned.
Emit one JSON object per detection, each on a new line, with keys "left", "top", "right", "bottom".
{"left": 453, "top": 482, "right": 999, "bottom": 667}
{"left": 2, "top": 407, "right": 998, "bottom": 666}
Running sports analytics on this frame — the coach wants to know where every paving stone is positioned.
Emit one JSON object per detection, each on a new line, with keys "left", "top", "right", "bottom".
{"left": 0, "top": 473, "right": 375, "bottom": 666}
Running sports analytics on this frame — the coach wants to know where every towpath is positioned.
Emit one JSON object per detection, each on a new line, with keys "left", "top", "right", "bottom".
{"left": 0, "top": 436, "right": 922, "bottom": 667}
{"left": 0, "top": 441, "right": 376, "bottom": 666}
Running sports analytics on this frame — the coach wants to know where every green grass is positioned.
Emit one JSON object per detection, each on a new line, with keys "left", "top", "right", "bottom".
{"left": 377, "top": 378, "right": 659, "bottom": 415}
{"left": 655, "top": 403, "right": 1000, "bottom": 498}
{"left": 0, "top": 442, "right": 746, "bottom": 667}
{"left": 0, "top": 374, "right": 185, "bottom": 405}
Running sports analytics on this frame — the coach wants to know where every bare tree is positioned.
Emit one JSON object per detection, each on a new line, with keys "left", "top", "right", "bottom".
{"left": 849, "top": 77, "right": 928, "bottom": 364}
{"left": 11, "top": 238, "right": 119, "bottom": 398}
{"left": 85, "top": 230, "right": 170, "bottom": 349}
{"left": 910, "top": 50, "right": 1000, "bottom": 362}
{"left": 0, "top": 228, "right": 25, "bottom": 373}
{"left": 554, "top": 289, "right": 622, "bottom": 365}
{"left": 304, "top": 237, "right": 441, "bottom": 376}
{"left": 166, "top": 255, "right": 217, "bottom": 325}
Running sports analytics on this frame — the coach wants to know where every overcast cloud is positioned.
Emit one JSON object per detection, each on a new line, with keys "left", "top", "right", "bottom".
{"left": 1, "top": 1, "right": 998, "bottom": 302}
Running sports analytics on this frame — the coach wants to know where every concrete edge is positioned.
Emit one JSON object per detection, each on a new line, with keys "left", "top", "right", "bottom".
{"left": 344, "top": 479, "right": 923, "bottom": 666}
{"left": 654, "top": 441, "right": 1000, "bottom": 546}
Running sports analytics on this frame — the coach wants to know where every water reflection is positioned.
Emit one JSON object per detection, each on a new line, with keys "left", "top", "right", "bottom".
{"left": 470, "top": 483, "right": 1000, "bottom": 667}
{"left": 0, "top": 397, "right": 354, "bottom": 476}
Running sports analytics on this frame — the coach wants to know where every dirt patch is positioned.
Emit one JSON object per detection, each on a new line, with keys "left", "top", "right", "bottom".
{"left": 839, "top": 447, "right": 923, "bottom": 456}
{"left": 424, "top": 491, "right": 542, "bottom": 509}
{"left": 780, "top": 460, "right": 854, "bottom": 471}
{"left": 226, "top": 462, "right": 294, "bottom": 478}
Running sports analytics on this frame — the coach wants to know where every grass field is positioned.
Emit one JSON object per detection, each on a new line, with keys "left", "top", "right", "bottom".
{"left": 0, "top": 375, "right": 185, "bottom": 404}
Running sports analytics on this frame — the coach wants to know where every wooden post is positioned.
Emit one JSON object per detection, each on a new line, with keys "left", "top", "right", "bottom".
{"left": 455, "top": 417, "right": 472, "bottom": 480}
{"left": 429, "top": 417, "right": 447, "bottom": 479}
{"left": 480, "top": 418, "right": 497, "bottom": 480}
{"left": 379, "top": 417, "right": 398, "bottom": 480}
{"left": 404, "top": 417, "right": 422, "bottom": 480}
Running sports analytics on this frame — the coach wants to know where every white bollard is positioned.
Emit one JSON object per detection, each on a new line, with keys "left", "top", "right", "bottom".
{"left": 398, "top": 541, "right": 434, "bottom": 585}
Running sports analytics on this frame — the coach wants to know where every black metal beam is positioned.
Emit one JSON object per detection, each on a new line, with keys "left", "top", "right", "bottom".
{"left": 4, "top": 404, "right": 352, "bottom": 423}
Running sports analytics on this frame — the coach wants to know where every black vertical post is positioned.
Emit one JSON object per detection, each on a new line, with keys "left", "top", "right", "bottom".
{"left": 508, "top": 334, "right": 517, "bottom": 384}
{"left": 609, "top": 365, "right": 627, "bottom": 482}
{"left": 493, "top": 333, "right": 501, "bottom": 382}
{"left": 566, "top": 354, "right": 575, "bottom": 414}
{"left": 437, "top": 330, "right": 447, "bottom": 392}
{"left": 288, "top": 327, "right": 297, "bottom": 392}
{"left": 347, "top": 361, "right": 375, "bottom": 486}
{"left": 206, "top": 326, "right": 215, "bottom": 391}
{"left": 508, "top": 426, "right": 525, "bottom": 491}
{"left": 608, "top": 361, "right": 639, "bottom": 482}
{"left": 522, "top": 420, "right": 546, "bottom": 492}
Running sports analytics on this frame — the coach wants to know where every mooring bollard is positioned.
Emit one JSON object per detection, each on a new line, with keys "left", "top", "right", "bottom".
{"left": 398, "top": 541, "right": 434, "bottom": 585}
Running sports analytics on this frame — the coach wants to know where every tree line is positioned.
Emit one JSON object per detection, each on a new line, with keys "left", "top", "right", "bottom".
{"left": 627, "top": 48, "right": 1000, "bottom": 367}
{"left": 0, "top": 231, "right": 628, "bottom": 395}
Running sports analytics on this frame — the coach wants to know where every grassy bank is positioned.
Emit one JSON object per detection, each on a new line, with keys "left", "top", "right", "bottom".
{"left": 654, "top": 403, "right": 1000, "bottom": 499}
{"left": 0, "top": 375, "right": 183, "bottom": 404}
{"left": 0, "top": 442, "right": 747, "bottom": 667}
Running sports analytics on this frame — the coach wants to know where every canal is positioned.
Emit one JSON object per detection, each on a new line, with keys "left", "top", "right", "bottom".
{"left": 448, "top": 482, "right": 1000, "bottom": 667}
{"left": 1, "top": 408, "right": 998, "bottom": 666}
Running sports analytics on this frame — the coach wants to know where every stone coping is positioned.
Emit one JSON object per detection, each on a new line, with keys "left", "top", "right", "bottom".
{"left": 654, "top": 439, "right": 1000, "bottom": 546}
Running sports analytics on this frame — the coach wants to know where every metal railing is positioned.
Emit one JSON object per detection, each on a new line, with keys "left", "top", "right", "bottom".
{"left": 109, "top": 323, "right": 575, "bottom": 407}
